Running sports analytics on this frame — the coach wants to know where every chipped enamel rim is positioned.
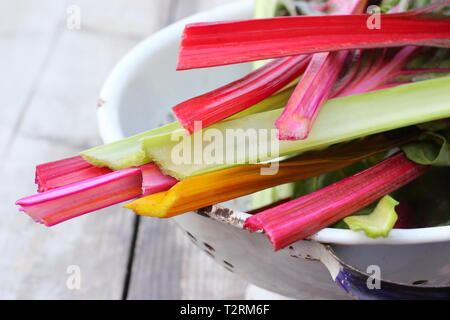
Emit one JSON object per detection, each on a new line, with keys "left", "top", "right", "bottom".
{"left": 97, "top": 1, "right": 450, "bottom": 246}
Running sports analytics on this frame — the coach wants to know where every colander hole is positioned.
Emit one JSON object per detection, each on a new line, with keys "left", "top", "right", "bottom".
{"left": 223, "top": 260, "right": 234, "bottom": 269}
{"left": 203, "top": 242, "right": 215, "bottom": 252}
{"left": 185, "top": 231, "right": 197, "bottom": 242}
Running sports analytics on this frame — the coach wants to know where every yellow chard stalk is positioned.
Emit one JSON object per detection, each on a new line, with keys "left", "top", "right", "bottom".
{"left": 124, "top": 132, "right": 414, "bottom": 218}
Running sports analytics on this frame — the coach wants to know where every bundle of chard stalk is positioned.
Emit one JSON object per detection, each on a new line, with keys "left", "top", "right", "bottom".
{"left": 16, "top": 0, "right": 450, "bottom": 251}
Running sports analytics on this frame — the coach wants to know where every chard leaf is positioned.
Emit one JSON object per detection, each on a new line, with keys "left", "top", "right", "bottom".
{"left": 380, "top": 0, "right": 402, "bottom": 13}
{"left": 380, "top": 0, "right": 450, "bottom": 13}
{"left": 391, "top": 167, "right": 450, "bottom": 228}
{"left": 343, "top": 195, "right": 399, "bottom": 238}
{"left": 407, "top": 48, "right": 450, "bottom": 70}
{"left": 417, "top": 119, "right": 450, "bottom": 132}
{"left": 402, "top": 131, "right": 450, "bottom": 166}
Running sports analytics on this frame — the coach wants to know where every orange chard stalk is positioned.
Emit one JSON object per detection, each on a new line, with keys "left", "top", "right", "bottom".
{"left": 124, "top": 132, "right": 414, "bottom": 218}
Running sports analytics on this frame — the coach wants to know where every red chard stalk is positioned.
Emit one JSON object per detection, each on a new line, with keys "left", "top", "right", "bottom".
{"left": 177, "top": 10, "right": 450, "bottom": 70}
{"left": 244, "top": 153, "right": 428, "bottom": 250}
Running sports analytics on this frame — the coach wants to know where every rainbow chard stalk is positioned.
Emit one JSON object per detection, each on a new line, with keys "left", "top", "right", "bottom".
{"left": 177, "top": 6, "right": 450, "bottom": 70}
{"left": 142, "top": 77, "right": 450, "bottom": 179}
{"left": 141, "top": 163, "right": 178, "bottom": 196}
{"left": 124, "top": 132, "right": 412, "bottom": 218}
{"left": 276, "top": 50, "right": 349, "bottom": 140}
{"left": 243, "top": 153, "right": 428, "bottom": 250}
{"left": 276, "top": 0, "right": 367, "bottom": 140}
{"left": 173, "top": 55, "right": 309, "bottom": 134}
{"left": 275, "top": 0, "right": 411, "bottom": 140}
{"left": 36, "top": 156, "right": 112, "bottom": 192}
{"left": 173, "top": 56, "right": 309, "bottom": 134}
{"left": 335, "top": 46, "right": 419, "bottom": 97}
{"left": 17, "top": 161, "right": 177, "bottom": 226}
{"left": 17, "top": 168, "right": 143, "bottom": 226}
{"left": 80, "top": 86, "right": 294, "bottom": 171}
{"left": 333, "top": 45, "right": 450, "bottom": 97}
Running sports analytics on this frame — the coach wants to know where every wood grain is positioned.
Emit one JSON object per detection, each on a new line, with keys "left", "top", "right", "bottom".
{"left": 125, "top": 0, "right": 249, "bottom": 300}
{"left": 1, "top": 0, "right": 248, "bottom": 299}
{"left": 0, "top": 0, "right": 164, "bottom": 299}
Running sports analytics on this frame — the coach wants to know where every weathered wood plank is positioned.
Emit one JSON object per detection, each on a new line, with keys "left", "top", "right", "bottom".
{"left": 0, "top": 0, "right": 172, "bottom": 299}
{"left": 0, "top": 1, "right": 66, "bottom": 158}
{"left": 0, "top": 145, "right": 133, "bottom": 298}
{"left": 126, "top": 0, "right": 249, "bottom": 300}
{"left": 125, "top": 218, "right": 183, "bottom": 300}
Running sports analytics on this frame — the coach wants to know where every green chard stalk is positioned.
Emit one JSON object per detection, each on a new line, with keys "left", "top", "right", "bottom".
{"left": 80, "top": 87, "right": 294, "bottom": 170}
{"left": 144, "top": 77, "right": 450, "bottom": 179}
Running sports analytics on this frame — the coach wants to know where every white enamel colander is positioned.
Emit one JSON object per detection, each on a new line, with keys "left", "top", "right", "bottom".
{"left": 97, "top": 1, "right": 450, "bottom": 299}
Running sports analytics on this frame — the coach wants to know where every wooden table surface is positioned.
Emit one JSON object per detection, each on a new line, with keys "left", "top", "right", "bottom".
{"left": 0, "top": 0, "right": 250, "bottom": 299}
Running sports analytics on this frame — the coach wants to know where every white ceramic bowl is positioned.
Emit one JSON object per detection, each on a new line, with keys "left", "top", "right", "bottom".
{"left": 97, "top": 1, "right": 450, "bottom": 298}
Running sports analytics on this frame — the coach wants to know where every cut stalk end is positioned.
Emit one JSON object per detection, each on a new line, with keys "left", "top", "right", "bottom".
{"left": 276, "top": 115, "right": 312, "bottom": 140}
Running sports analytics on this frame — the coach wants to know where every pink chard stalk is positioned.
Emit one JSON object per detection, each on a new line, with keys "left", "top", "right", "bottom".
{"left": 275, "top": 50, "right": 349, "bottom": 140}
{"left": 17, "top": 167, "right": 143, "bottom": 226}
{"left": 244, "top": 153, "right": 429, "bottom": 251}
{"left": 35, "top": 156, "right": 112, "bottom": 192}
{"left": 141, "top": 163, "right": 178, "bottom": 196}
{"left": 336, "top": 46, "right": 419, "bottom": 96}
{"left": 17, "top": 158, "right": 178, "bottom": 226}
{"left": 276, "top": 0, "right": 367, "bottom": 140}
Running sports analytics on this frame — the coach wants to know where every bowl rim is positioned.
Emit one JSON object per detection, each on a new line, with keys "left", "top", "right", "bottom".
{"left": 96, "top": 0, "right": 450, "bottom": 246}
